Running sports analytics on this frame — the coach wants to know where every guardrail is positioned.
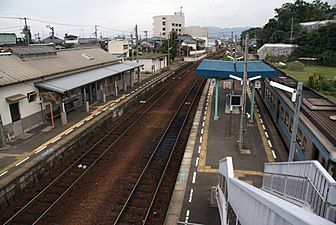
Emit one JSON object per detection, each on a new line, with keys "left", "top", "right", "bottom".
{"left": 263, "top": 160, "right": 336, "bottom": 222}
{"left": 217, "top": 157, "right": 334, "bottom": 225}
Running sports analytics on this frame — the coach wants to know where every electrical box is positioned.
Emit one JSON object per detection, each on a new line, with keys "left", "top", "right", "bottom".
{"left": 230, "top": 95, "right": 241, "bottom": 106}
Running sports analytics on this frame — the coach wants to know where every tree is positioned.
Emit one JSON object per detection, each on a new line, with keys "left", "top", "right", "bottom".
{"left": 158, "top": 31, "right": 179, "bottom": 62}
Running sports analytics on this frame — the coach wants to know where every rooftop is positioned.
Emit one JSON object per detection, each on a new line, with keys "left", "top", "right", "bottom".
{"left": 0, "top": 46, "right": 119, "bottom": 86}
{"left": 270, "top": 74, "right": 336, "bottom": 147}
{"left": 195, "top": 59, "right": 279, "bottom": 78}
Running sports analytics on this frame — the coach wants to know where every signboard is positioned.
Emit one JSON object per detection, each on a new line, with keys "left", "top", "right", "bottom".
{"left": 230, "top": 95, "right": 241, "bottom": 106}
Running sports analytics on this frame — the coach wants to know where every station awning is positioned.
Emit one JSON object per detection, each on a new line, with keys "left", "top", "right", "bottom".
{"left": 195, "top": 59, "right": 279, "bottom": 79}
{"left": 35, "top": 61, "right": 143, "bottom": 94}
{"left": 6, "top": 93, "right": 26, "bottom": 103}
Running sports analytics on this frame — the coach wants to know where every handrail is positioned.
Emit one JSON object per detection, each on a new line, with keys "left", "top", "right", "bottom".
{"left": 263, "top": 172, "right": 336, "bottom": 207}
{"left": 264, "top": 160, "right": 336, "bottom": 206}
{"left": 217, "top": 157, "right": 335, "bottom": 225}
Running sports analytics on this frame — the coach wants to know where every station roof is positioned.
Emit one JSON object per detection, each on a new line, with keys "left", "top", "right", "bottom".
{"left": 35, "top": 61, "right": 143, "bottom": 94}
{"left": 195, "top": 59, "right": 279, "bottom": 79}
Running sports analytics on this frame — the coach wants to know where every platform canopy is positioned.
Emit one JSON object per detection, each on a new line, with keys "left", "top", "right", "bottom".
{"left": 35, "top": 61, "right": 142, "bottom": 94}
{"left": 195, "top": 59, "right": 279, "bottom": 79}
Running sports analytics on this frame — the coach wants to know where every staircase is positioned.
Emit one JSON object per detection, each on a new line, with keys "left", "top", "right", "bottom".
{"left": 217, "top": 157, "right": 336, "bottom": 225}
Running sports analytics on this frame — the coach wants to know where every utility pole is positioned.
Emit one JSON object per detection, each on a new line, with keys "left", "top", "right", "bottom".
{"left": 46, "top": 25, "right": 55, "bottom": 38}
{"left": 130, "top": 33, "right": 134, "bottom": 61}
{"left": 290, "top": 17, "right": 294, "bottom": 43}
{"left": 238, "top": 33, "right": 249, "bottom": 149}
{"left": 167, "top": 38, "right": 170, "bottom": 66}
{"left": 135, "top": 25, "right": 139, "bottom": 62}
{"left": 288, "top": 82, "right": 303, "bottom": 161}
{"left": 230, "top": 31, "right": 233, "bottom": 57}
{"left": 23, "top": 17, "right": 29, "bottom": 46}
{"left": 94, "top": 25, "right": 99, "bottom": 44}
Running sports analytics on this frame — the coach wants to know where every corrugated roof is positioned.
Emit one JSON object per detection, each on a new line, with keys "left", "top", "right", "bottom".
{"left": 35, "top": 61, "right": 143, "bottom": 93}
{"left": 195, "top": 59, "right": 279, "bottom": 78}
{"left": 0, "top": 47, "right": 119, "bottom": 87}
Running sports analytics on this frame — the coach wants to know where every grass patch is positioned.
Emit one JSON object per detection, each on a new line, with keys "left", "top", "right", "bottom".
{"left": 278, "top": 65, "right": 336, "bottom": 83}
{"left": 275, "top": 64, "right": 336, "bottom": 103}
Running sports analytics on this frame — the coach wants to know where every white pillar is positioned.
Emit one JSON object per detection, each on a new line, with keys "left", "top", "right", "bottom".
{"left": 60, "top": 102, "right": 67, "bottom": 125}
{"left": 114, "top": 80, "right": 118, "bottom": 96}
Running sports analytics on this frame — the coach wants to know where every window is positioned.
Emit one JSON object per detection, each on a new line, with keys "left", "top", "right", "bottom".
{"left": 302, "top": 136, "right": 307, "bottom": 155}
{"left": 280, "top": 106, "right": 285, "bottom": 121}
{"left": 179, "top": 24, "right": 182, "bottom": 27}
{"left": 296, "top": 128, "right": 302, "bottom": 146}
{"left": 289, "top": 117, "right": 293, "bottom": 132}
{"left": 162, "top": 27, "right": 165, "bottom": 31}
{"left": 162, "top": 17, "right": 165, "bottom": 20}
{"left": 172, "top": 23, "right": 175, "bottom": 26}
{"left": 27, "top": 91, "right": 37, "bottom": 102}
{"left": 162, "top": 21, "right": 166, "bottom": 26}
{"left": 162, "top": 32, "right": 166, "bottom": 36}
{"left": 284, "top": 111, "right": 289, "bottom": 127}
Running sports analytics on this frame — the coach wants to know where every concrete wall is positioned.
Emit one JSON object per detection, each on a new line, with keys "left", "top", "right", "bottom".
{"left": 139, "top": 57, "right": 167, "bottom": 74}
{"left": 108, "top": 40, "right": 130, "bottom": 58}
{"left": 153, "top": 12, "right": 185, "bottom": 38}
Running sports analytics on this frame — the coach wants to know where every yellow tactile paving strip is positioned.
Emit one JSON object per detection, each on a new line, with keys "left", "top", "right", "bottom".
{"left": 247, "top": 89, "right": 275, "bottom": 162}
{"left": 197, "top": 84, "right": 213, "bottom": 173}
{"left": 197, "top": 82, "right": 272, "bottom": 183}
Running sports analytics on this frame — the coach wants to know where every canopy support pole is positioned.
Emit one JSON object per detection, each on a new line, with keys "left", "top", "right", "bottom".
{"left": 249, "top": 81, "right": 256, "bottom": 123}
{"left": 214, "top": 78, "right": 219, "bottom": 120}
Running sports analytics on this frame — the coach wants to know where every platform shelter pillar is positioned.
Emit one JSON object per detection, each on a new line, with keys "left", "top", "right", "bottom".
{"left": 214, "top": 78, "right": 219, "bottom": 120}
{"left": 249, "top": 81, "right": 256, "bottom": 123}
{"left": 122, "top": 72, "right": 127, "bottom": 91}
{"left": 60, "top": 101, "right": 67, "bottom": 125}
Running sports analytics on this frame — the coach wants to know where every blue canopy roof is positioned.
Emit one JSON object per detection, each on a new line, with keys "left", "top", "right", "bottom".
{"left": 195, "top": 59, "right": 279, "bottom": 79}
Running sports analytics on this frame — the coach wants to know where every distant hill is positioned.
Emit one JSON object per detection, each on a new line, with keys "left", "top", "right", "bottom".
{"left": 207, "top": 26, "right": 250, "bottom": 38}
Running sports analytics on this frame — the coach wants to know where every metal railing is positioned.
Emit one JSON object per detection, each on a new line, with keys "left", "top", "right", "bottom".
{"left": 216, "top": 157, "right": 334, "bottom": 225}
{"left": 263, "top": 160, "right": 336, "bottom": 222}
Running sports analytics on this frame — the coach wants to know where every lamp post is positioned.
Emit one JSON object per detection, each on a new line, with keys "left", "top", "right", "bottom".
{"left": 269, "top": 81, "right": 303, "bottom": 161}
{"left": 238, "top": 34, "right": 249, "bottom": 149}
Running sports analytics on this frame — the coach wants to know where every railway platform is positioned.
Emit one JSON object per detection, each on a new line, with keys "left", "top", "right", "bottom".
{"left": 165, "top": 79, "right": 288, "bottom": 225}
{"left": 0, "top": 62, "right": 184, "bottom": 206}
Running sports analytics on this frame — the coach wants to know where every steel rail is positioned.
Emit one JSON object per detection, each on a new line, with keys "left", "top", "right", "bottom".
{"left": 113, "top": 75, "right": 204, "bottom": 224}
{"left": 3, "top": 62, "right": 196, "bottom": 225}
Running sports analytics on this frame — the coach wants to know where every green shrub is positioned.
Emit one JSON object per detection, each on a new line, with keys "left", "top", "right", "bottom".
{"left": 287, "top": 61, "right": 305, "bottom": 71}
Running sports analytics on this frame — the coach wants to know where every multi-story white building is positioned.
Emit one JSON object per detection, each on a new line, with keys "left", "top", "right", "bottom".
{"left": 153, "top": 11, "right": 185, "bottom": 38}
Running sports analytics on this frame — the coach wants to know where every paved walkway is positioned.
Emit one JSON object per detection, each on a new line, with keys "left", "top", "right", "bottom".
{"left": 168, "top": 79, "right": 288, "bottom": 225}
{"left": 0, "top": 62, "right": 183, "bottom": 185}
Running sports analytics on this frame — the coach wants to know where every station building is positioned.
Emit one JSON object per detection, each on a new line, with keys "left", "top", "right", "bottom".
{"left": 0, "top": 45, "right": 142, "bottom": 144}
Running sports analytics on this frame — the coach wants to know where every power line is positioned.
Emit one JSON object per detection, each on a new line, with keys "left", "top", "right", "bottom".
{"left": 29, "top": 18, "right": 92, "bottom": 27}
{"left": 0, "top": 25, "right": 22, "bottom": 29}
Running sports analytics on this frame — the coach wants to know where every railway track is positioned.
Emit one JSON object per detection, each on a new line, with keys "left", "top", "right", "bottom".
{"left": 2, "top": 62, "right": 198, "bottom": 225}
{"left": 113, "top": 76, "right": 205, "bottom": 225}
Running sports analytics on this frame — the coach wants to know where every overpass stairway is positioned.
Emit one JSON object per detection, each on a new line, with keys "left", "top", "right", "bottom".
{"left": 217, "top": 158, "right": 336, "bottom": 225}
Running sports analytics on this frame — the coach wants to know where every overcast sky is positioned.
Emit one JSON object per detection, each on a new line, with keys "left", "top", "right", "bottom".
{"left": 0, "top": 0, "right": 335, "bottom": 39}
